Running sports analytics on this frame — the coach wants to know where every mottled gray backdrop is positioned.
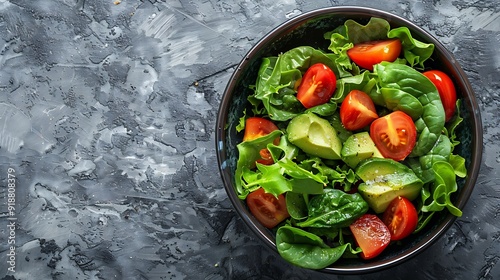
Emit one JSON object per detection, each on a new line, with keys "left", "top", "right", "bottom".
{"left": 0, "top": 0, "right": 498, "bottom": 279}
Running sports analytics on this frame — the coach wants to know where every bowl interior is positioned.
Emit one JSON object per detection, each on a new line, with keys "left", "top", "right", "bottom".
{"left": 216, "top": 6, "right": 483, "bottom": 274}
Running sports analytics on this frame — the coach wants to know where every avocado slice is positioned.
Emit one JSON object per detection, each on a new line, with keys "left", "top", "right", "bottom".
{"left": 356, "top": 158, "right": 423, "bottom": 213}
{"left": 341, "top": 132, "right": 383, "bottom": 168}
{"left": 287, "top": 112, "right": 342, "bottom": 160}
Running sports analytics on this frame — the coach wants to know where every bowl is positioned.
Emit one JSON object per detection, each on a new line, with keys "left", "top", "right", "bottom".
{"left": 215, "top": 6, "right": 483, "bottom": 274}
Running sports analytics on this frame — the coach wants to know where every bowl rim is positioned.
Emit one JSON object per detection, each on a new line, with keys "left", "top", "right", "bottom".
{"left": 216, "top": 5, "right": 483, "bottom": 274}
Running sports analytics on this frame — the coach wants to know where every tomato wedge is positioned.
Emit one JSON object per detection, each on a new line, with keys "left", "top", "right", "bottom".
{"left": 350, "top": 214, "right": 391, "bottom": 260}
{"left": 423, "top": 70, "right": 457, "bottom": 122}
{"left": 243, "top": 117, "right": 279, "bottom": 141}
{"left": 246, "top": 188, "right": 289, "bottom": 229}
{"left": 347, "top": 39, "right": 402, "bottom": 71}
{"left": 382, "top": 196, "right": 418, "bottom": 241}
{"left": 340, "top": 89, "right": 378, "bottom": 131}
{"left": 370, "top": 111, "right": 416, "bottom": 161}
{"left": 296, "top": 63, "right": 337, "bottom": 108}
{"left": 243, "top": 117, "right": 280, "bottom": 165}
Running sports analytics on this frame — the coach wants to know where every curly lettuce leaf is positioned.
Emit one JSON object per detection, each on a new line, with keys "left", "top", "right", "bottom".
{"left": 388, "top": 27, "right": 435, "bottom": 69}
{"left": 407, "top": 134, "right": 451, "bottom": 184}
{"left": 344, "top": 17, "right": 391, "bottom": 43}
{"left": 235, "top": 130, "right": 285, "bottom": 198}
{"left": 420, "top": 161, "right": 462, "bottom": 217}
{"left": 325, "top": 17, "right": 435, "bottom": 71}
{"left": 235, "top": 132, "right": 330, "bottom": 198}
{"left": 298, "top": 157, "right": 358, "bottom": 192}
{"left": 324, "top": 17, "right": 389, "bottom": 73}
{"left": 445, "top": 99, "right": 464, "bottom": 149}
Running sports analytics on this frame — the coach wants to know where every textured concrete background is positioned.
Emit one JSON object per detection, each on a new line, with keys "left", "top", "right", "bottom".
{"left": 0, "top": 0, "right": 498, "bottom": 279}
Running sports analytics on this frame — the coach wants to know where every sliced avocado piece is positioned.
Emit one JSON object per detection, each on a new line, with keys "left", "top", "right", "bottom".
{"left": 356, "top": 158, "right": 423, "bottom": 213}
{"left": 341, "top": 132, "right": 383, "bottom": 168}
{"left": 287, "top": 112, "right": 342, "bottom": 160}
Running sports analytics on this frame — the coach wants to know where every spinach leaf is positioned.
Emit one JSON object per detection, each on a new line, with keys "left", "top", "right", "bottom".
{"left": 374, "top": 62, "right": 445, "bottom": 156}
{"left": 307, "top": 227, "right": 340, "bottom": 241}
{"left": 305, "top": 101, "right": 338, "bottom": 117}
{"left": 276, "top": 225, "right": 354, "bottom": 269}
{"left": 286, "top": 192, "right": 309, "bottom": 220}
{"left": 297, "top": 189, "right": 368, "bottom": 228}
{"left": 380, "top": 88, "right": 423, "bottom": 120}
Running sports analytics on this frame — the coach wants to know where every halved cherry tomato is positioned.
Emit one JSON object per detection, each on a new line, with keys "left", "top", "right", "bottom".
{"left": 243, "top": 117, "right": 279, "bottom": 141}
{"left": 382, "top": 196, "right": 418, "bottom": 241}
{"left": 350, "top": 214, "right": 391, "bottom": 259}
{"left": 370, "top": 111, "right": 416, "bottom": 161}
{"left": 296, "top": 63, "right": 337, "bottom": 108}
{"left": 243, "top": 117, "right": 280, "bottom": 165}
{"left": 423, "top": 70, "right": 457, "bottom": 122}
{"left": 246, "top": 188, "right": 289, "bottom": 229}
{"left": 347, "top": 39, "right": 402, "bottom": 71}
{"left": 340, "top": 89, "right": 378, "bottom": 130}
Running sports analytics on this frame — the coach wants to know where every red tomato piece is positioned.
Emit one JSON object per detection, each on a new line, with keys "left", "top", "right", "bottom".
{"left": 350, "top": 214, "right": 391, "bottom": 259}
{"left": 296, "top": 63, "right": 337, "bottom": 108}
{"left": 340, "top": 89, "right": 378, "bottom": 131}
{"left": 423, "top": 70, "right": 457, "bottom": 122}
{"left": 243, "top": 117, "right": 280, "bottom": 165}
{"left": 246, "top": 188, "right": 289, "bottom": 229}
{"left": 243, "top": 117, "right": 279, "bottom": 141}
{"left": 382, "top": 196, "right": 418, "bottom": 241}
{"left": 370, "top": 111, "right": 417, "bottom": 161}
{"left": 347, "top": 39, "right": 402, "bottom": 71}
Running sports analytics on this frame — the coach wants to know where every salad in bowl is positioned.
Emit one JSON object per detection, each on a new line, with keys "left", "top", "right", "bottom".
{"left": 216, "top": 7, "right": 482, "bottom": 274}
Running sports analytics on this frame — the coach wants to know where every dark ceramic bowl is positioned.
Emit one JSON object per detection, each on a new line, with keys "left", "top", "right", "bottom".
{"left": 215, "top": 6, "right": 483, "bottom": 274}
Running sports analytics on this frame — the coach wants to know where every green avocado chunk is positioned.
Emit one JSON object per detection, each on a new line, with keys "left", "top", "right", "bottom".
{"left": 341, "top": 132, "right": 383, "bottom": 168}
{"left": 287, "top": 112, "right": 342, "bottom": 160}
{"left": 355, "top": 158, "right": 423, "bottom": 213}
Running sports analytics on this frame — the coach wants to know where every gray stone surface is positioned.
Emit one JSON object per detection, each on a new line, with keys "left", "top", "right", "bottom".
{"left": 0, "top": 0, "right": 498, "bottom": 279}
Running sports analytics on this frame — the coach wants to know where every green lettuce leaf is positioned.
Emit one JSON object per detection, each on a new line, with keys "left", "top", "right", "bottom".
{"left": 276, "top": 225, "right": 357, "bottom": 270}
{"left": 420, "top": 161, "right": 462, "bottom": 217}
{"left": 388, "top": 27, "right": 435, "bottom": 69}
